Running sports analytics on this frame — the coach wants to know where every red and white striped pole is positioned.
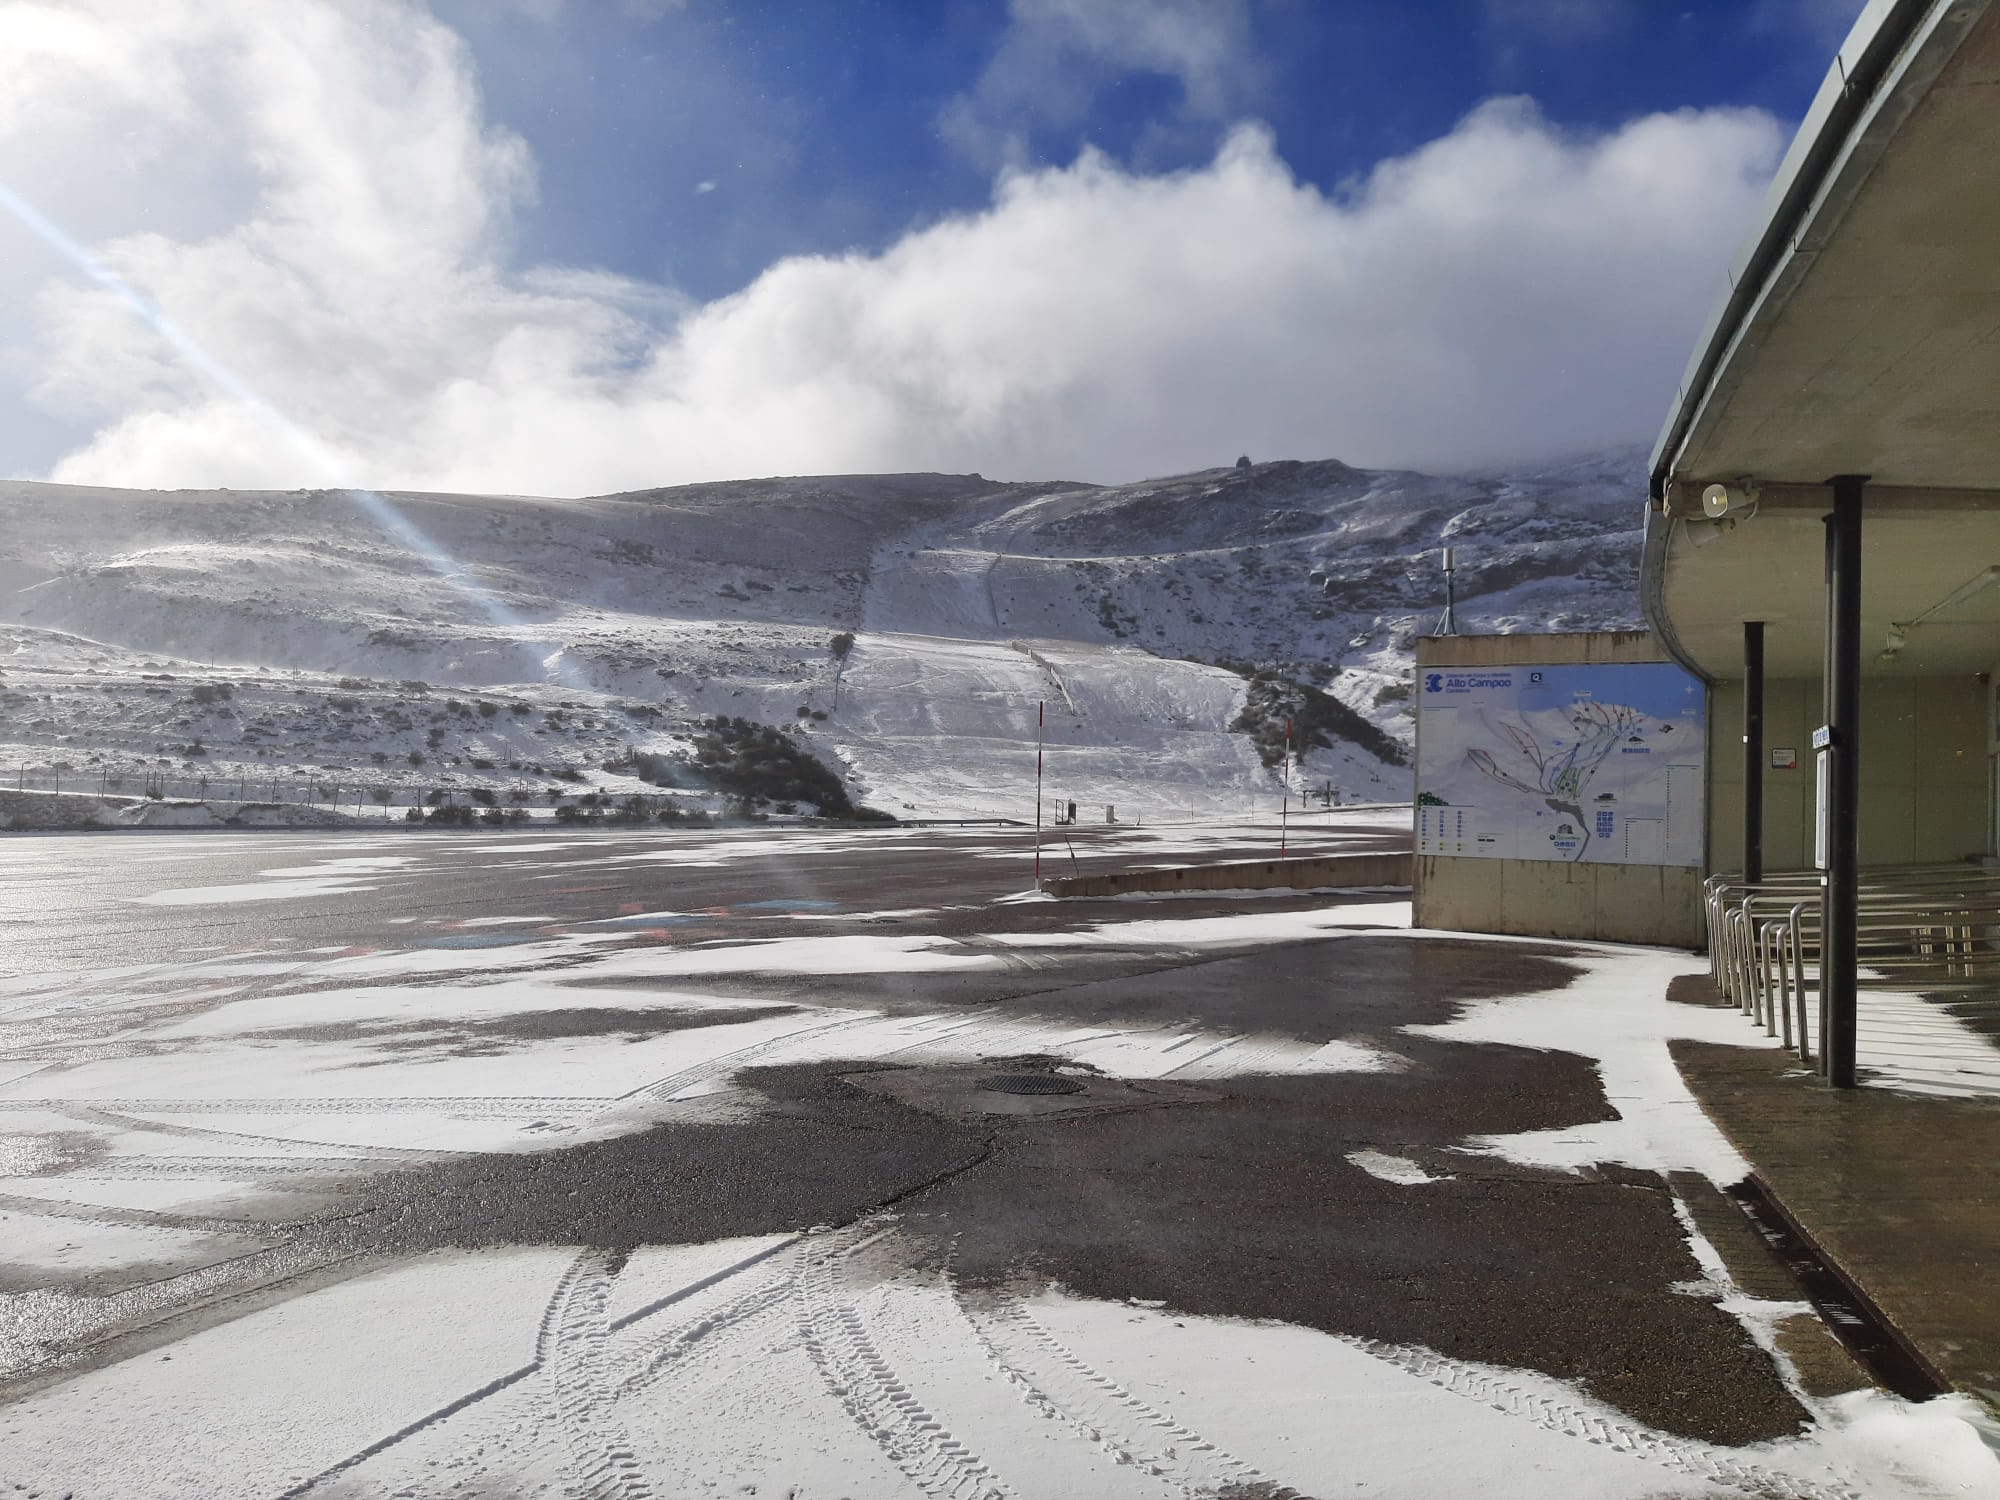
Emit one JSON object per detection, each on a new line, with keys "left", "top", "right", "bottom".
{"left": 1034, "top": 701, "right": 1045, "bottom": 890}
{"left": 1280, "top": 716, "right": 1292, "bottom": 857}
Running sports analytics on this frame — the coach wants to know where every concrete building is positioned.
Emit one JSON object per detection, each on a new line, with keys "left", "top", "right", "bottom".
{"left": 1644, "top": 0, "right": 2000, "bottom": 1085}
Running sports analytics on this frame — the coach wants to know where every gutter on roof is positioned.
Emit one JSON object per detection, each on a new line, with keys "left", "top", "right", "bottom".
{"left": 1645, "top": 0, "right": 1944, "bottom": 504}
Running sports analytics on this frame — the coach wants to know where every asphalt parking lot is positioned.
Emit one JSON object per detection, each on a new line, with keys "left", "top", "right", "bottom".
{"left": 0, "top": 820, "right": 1979, "bottom": 1498}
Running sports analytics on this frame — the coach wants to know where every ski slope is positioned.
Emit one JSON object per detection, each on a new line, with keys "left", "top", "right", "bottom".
{"left": 0, "top": 451, "right": 1645, "bottom": 820}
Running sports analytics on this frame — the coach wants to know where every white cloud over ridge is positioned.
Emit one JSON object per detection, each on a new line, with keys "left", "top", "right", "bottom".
{"left": 1, "top": 1, "right": 1786, "bottom": 496}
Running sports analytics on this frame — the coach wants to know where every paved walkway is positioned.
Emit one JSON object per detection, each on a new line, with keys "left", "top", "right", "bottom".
{"left": 1673, "top": 981, "right": 2000, "bottom": 1407}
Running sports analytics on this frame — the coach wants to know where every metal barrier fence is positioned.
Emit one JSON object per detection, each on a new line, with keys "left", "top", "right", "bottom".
{"left": 1704, "top": 863, "right": 2000, "bottom": 1071}
{"left": 4, "top": 766, "right": 703, "bottom": 816}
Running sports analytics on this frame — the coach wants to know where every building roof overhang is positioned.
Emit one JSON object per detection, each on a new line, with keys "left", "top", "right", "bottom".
{"left": 1643, "top": 0, "right": 2000, "bottom": 682}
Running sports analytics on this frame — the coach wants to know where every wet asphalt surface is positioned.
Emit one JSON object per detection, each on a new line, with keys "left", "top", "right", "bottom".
{"left": 3, "top": 818, "right": 1413, "bottom": 972}
{"left": 0, "top": 821, "right": 1806, "bottom": 1457}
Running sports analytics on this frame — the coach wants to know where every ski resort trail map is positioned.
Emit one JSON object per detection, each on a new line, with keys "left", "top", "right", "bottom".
{"left": 1417, "top": 662, "right": 1704, "bottom": 865}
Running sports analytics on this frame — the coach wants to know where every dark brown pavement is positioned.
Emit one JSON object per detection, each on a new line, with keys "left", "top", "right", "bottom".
{"left": 1674, "top": 1010, "right": 2000, "bottom": 1408}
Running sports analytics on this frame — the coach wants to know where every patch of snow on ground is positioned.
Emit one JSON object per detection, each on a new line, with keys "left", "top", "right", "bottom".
{"left": 1831, "top": 984, "right": 2000, "bottom": 1100}
{"left": 994, "top": 899, "right": 1410, "bottom": 948}
{"left": 0, "top": 1208, "right": 266, "bottom": 1279}
{"left": 579, "top": 932, "right": 1005, "bottom": 977}
{"left": 1403, "top": 940, "right": 1758, "bottom": 1184}
{"left": 0, "top": 1248, "right": 577, "bottom": 1499}
{"left": 2, "top": 889, "right": 1997, "bottom": 1496}
{"left": 1802, "top": 1390, "right": 2000, "bottom": 1498}
{"left": 1347, "top": 1149, "right": 1450, "bottom": 1185}
{"left": 129, "top": 876, "right": 385, "bottom": 906}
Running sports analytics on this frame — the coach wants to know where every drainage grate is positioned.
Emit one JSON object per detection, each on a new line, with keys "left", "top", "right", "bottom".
{"left": 977, "top": 1073, "right": 1087, "bottom": 1096}
{"left": 1726, "top": 1177, "right": 1948, "bottom": 1401}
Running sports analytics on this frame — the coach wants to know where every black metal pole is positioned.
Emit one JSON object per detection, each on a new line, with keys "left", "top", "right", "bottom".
{"left": 1818, "top": 515, "right": 1833, "bottom": 1067}
{"left": 1823, "top": 475, "right": 1866, "bottom": 1088}
{"left": 1744, "top": 620, "right": 1765, "bottom": 886}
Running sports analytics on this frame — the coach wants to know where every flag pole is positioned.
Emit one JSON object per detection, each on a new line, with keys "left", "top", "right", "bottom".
{"left": 1280, "top": 716, "right": 1292, "bottom": 858}
{"left": 1034, "top": 701, "right": 1045, "bottom": 891}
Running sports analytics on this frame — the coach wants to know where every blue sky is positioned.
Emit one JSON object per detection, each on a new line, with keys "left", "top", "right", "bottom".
{"left": 0, "top": 0, "right": 1863, "bottom": 493}
{"left": 438, "top": 0, "right": 1853, "bottom": 300}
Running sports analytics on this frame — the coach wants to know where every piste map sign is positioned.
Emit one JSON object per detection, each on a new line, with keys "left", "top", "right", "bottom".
{"left": 1416, "top": 662, "right": 1704, "bottom": 867}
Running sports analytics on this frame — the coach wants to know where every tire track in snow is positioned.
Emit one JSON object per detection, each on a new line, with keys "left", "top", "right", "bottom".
{"left": 949, "top": 1284, "right": 1858, "bottom": 1500}
{"left": 378, "top": 1238, "right": 817, "bottom": 1495}
{"left": 617, "top": 1012, "right": 886, "bottom": 1106}
{"left": 60, "top": 1102, "right": 447, "bottom": 1161}
{"left": 536, "top": 1246, "right": 658, "bottom": 1500}
{"left": 36, "top": 1154, "right": 394, "bottom": 1178}
{"left": 280, "top": 1231, "right": 831, "bottom": 1496}
{"left": 612, "top": 1267, "right": 796, "bottom": 1399}
{"left": 0, "top": 1095, "right": 609, "bottom": 1117}
{"left": 872, "top": 1005, "right": 1026, "bottom": 1066}
{"left": 1158, "top": 1030, "right": 1320, "bottom": 1081}
{"left": 1153, "top": 1032, "right": 1246, "bottom": 1078}
{"left": 0, "top": 1188, "right": 268, "bottom": 1238}
{"left": 948, "top": 1278, "right": 1304, "bottom": 1500}
{"left": 1336, "top": 1337, "right": 1860, "bottom": 1500}
{"left": 796, "top": 1224, "right": 1015, "bottom": 1500}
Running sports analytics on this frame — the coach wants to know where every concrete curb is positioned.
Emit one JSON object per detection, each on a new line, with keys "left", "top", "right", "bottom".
{"left": 1042, "top": 850, "right": 1412, "bottom": 899}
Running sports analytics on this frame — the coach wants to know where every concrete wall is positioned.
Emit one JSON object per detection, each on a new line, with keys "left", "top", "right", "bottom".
{"left": 1415, "top": 628, "right": 1663, "bottom": 670}
{"left": 1416, "top": 856, "right": 1704, "bottom": 946}
{"left": 1413, "top": 630, "right": 1705, "bottom": 948}
{"left": 1706, "top": 673, "right": 1988, "bottom": 871}
{"left": 1044, "top": 850, "right": 1410, "bottom": 899}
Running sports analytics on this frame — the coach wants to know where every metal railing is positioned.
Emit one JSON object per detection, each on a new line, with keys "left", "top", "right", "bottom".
{"left": 1704, "top": 863, "right": 2000, "bottom": 1070}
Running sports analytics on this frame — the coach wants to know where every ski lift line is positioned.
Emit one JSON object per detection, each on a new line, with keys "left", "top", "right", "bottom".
{"left": 917, "top": 535, "right": 1358, "bottom": 563}
{"left": 1011, "top": 641, "right": 1082, "bottom": 717}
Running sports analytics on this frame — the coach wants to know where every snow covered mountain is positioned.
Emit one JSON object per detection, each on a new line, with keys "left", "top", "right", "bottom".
{"left": 0, "top": 449, "right": 1644, "bottom": 821}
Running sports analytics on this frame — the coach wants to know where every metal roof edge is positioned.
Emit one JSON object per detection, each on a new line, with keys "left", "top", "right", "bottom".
{"left": 1644, "top": 0, "right": 1954, "bottom": 502}
{"left": 1638, "top": 503, "right": 1711, "bottom": 684}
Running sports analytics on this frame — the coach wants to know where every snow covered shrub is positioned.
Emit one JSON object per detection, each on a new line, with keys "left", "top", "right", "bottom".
{"left": 1228, "top": 669, "right": 1408, "bottom": 769}
{"left": 689, "top": 716, "right": 855, "bottom": 815}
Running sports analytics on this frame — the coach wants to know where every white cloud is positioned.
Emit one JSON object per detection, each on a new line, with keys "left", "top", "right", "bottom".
{"left": 5, "top": 1, "right": 1786, "bottom": 496}
{"left": 941, "top": 0, "right": 1259, "bottom": 167}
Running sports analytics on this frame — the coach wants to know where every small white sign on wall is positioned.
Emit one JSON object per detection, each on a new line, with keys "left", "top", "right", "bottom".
{"left": 1814, "top": 747, "right": 1831, "bottom": 871}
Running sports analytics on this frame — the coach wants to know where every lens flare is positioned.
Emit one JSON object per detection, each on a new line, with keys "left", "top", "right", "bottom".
{"left": 0, "top": 177, "right": 579, "bottom": 688}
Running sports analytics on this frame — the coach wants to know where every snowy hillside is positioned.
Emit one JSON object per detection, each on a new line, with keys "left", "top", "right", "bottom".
{"left": 0, "top": 451, "right": 1644, "bottom": 821}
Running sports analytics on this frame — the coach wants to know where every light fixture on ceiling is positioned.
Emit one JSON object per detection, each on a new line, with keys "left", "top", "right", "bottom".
{"left": 1880, "top": 565, "right": 2000, "bottom": 661}
{"left": 1910, "top": 565, "right": 2000, "bottom": 624}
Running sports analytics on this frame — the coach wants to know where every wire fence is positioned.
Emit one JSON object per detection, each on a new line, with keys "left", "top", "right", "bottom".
{"left": 3, "top": 765, "right": 704, "bottom": 817}
{"left": 4, "top": 762, "right": 1408, "bottom": 832}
